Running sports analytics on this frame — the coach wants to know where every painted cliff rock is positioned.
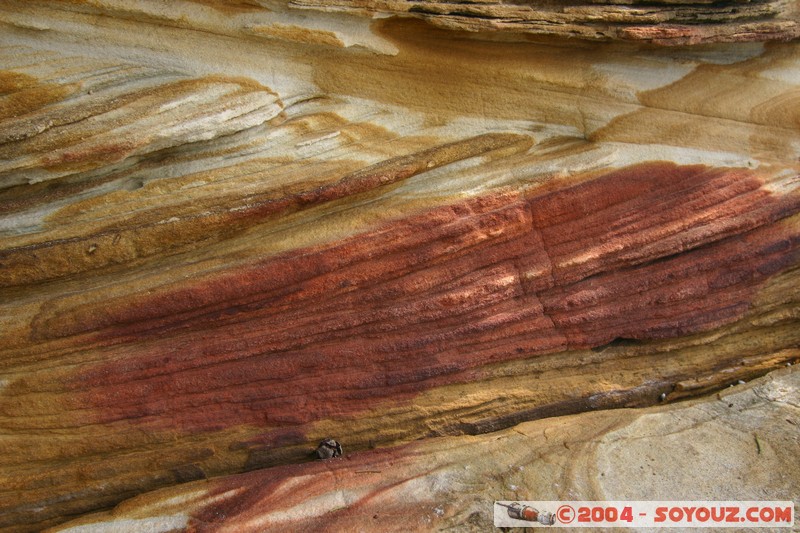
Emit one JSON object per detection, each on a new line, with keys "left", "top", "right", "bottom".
{"left": 0, "top": 1, "right": 798, "bottom": 531}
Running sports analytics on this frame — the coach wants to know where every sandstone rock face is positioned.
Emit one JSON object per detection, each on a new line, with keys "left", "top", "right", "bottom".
{"left": 51, "top": 368, "right": 800, "bottom": 532}
{"left": 0, "top": 1, "right": 798, "bottom": 531}
{"left": 292, "top": 0, "right": 800, "bottom": 44}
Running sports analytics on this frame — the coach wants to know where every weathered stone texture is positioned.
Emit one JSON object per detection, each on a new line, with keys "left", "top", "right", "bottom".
{"left": 52, "top": 368, "right": 800, "bottom": 532}
{"left": 0, "top": 1, "right": 798, "bottom": 531}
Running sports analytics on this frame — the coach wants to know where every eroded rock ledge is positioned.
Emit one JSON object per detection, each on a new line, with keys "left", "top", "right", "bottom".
{"left": 0, "top": 1, "right": 798, "bottom": 531}
{"left": 292, "top": 0, "right": 800, "bottom": 45}
{"left": 52, "top": 368, "right": 800, "bottom": 532}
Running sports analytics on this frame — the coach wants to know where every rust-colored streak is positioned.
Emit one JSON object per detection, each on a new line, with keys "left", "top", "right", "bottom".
{"left": 69, "top": 162, "right": 799, "bottom": 433}
{"left": 1, "top": 132, "right": 530, "bottom": 287}
{"left": 188, "top": 444, "right": 424, "bottom": 532}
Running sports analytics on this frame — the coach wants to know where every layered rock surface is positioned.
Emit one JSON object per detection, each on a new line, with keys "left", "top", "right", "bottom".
{"left": 0, "top": 0, "right": 799, "bottom": 531}
{"left": 51, "top": 367, "right": 800, "bottom": 532}
{"left": 292, "top": 0, "right": 800, "bottom": 44}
